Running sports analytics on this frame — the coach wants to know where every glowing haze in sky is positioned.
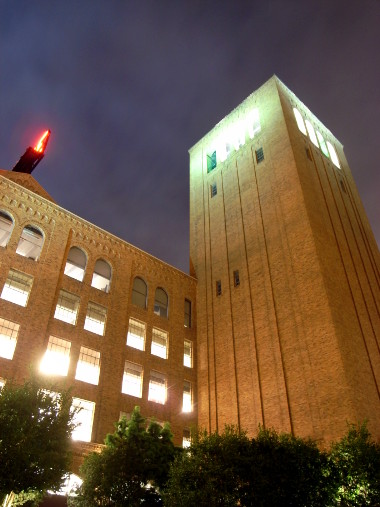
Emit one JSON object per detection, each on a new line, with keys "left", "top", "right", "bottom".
{"left": 0, "top": 1, "right": 379, "bottom": 272}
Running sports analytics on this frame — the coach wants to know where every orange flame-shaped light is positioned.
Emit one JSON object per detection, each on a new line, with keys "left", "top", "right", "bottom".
{"left": 34, "top": 130, "right": 51, "bottom": 153}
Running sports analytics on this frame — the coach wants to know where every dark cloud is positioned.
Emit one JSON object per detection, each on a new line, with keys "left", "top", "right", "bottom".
{"left": 1, "top": 0, "right": 379, "bottom": 272}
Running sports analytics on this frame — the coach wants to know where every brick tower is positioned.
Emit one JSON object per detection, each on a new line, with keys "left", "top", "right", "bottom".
{"left": 189, "top": 76, "right": 380, "bottom": 444}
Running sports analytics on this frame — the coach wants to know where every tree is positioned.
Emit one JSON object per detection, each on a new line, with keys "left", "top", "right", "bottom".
{"left": 164, "top": 426, "right": 335, "bottom": 507}
{"left": 71, "top": 406, "right": 178, "bottom": 506}
{"left": 0, "top": 378, "right": 75, "bottom": 505}
{"left": 329, "top": 422, "right": 380, "bottom": 506}
{"left": 163, "top": 427, "right": 252, "bottom": 507}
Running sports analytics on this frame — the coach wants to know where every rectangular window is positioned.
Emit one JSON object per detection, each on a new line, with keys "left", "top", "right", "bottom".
{"left": 71, "top": 398, "right": 95, "bottom": 442}
{"left": 122, "top": 361, "right": 143, "bottom": 398}
{"left": 40, "top": 336, "right": 71, "bottom": 376}
{"left": 184, "top": 340, "right": 192, "bottom": 368}
{"left": 183, "top": 381, "right": 192, "bottom": 413}
{"left": 184, "top": 299, "right": 191, "bottom": 328}
{"left": 148, "top": 370, "right": 166, "bottom": 404}
{"left": 0, "top": 318, "right": 20, "bottom": 360}
{"left": 233, "top": 270, "right": 240, "bottom": 287}
{"left": 1, "top": 269, "right": 33, "bottom": 307}
{"left": 126, "top": 318, "right": 146, "bottom": 351}
{"left": 183, "top": 428, "right": 191, "bottom": 448}
{"left": 255, "top": 147, "right": 264, "bottom": 163}
{"left": 75, "top": 347, "right": 101, "bottom": 385}
{"left": 207, "top": 150, "right": 217, "bottom": 173}
{"left": 84, "top": 302, "right": 107, "bottom": 336}
{"left": 216, "top": 280, "right": 222, "bottom": 296}
{"left": 151, "top": 328, "right": 168, "bottom": 359}
{"left": 210, "top": 182, "right": 217, "bottom": 198}
{"left": 54, "top": 290, "right": 80, "bottom": 325}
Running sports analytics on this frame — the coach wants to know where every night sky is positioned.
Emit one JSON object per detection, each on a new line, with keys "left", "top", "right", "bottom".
{"left": 1, "top": 1, "right": 379, "bottom": 273}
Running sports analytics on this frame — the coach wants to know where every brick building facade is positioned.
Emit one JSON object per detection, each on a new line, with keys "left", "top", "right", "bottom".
{"left": 0, "top": 76, "right": 379, "bottom": 480}
{"left": 189, "top": 76, "right": 380, "bottom": 444}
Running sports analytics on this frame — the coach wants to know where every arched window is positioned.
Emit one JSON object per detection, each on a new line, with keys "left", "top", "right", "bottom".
{"left": 16, "top": 225, "right": 44, "bottom": 260}
{"left": 154, "top": 287, "right": 168, "bottom": 318}
{"left": 64, "top": 246, "right": 87, "bottom": 282}
{"left": 293, "top": 107, "right": 307, "bottom": 135}
{"left": 0, "top": 210, "right": 14, "bottom": 247}
{"left": 91, "top": 259, "right": 112, "bottom": 292}
{"left": 131, "top": 277, "right": 147, "bottom": 309}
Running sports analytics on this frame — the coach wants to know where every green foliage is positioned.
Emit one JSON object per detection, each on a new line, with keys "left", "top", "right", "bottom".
{"left": 164, "top": 425, "right": 333, "bottom": 507}
{"left": 0, "top": 378, "right": 75, "bottom": 504}
{"left": 329, "top": 422, "right": 380, "bottom": 506}
{"left": 71, "top": 406, "right": 178, "bottom": 506}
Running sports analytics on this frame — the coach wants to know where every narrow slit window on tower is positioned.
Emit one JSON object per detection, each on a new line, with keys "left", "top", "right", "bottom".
{"left": 84, "top": 302, "right": 107, "bottom": 336}
{"left": 184, "top": 299, "right": 191, "bottom": 328}
{"left": 91, "top": 259, "right": 111, "bottom": 292}
{"left": 40, "top": 336, "right": 71, "bottom": 377}
{"left": 1, "top": 269, "right": 33, "bottom": 307}
{"left": 255, "top": 147, "right": 264, "bottom": 163}
{"left": 233, "top": 270, "right": 240, "bottom": 287}
{"left": 151, "top": 328, "right": 168, "bottom": 359}
{"left": 16, "top": 225, "right": 44, "bottom": 260}
{"left": 210, "top": 183, "right": 217, "bottom": 198}
{"left": 54, "top": 290, "right": 80, "bottom": 325}
{"left": 0, "top": 317, "right": 20, "bottom": 360}
{"left": 216, "top": 280, "right": 222, "bottom": 296}
{"left": 207, "top": 150, "right": 217, "bottom": 173}
{"left": 75, "top": 347, "right": 101, "bottom": 385}
{"left": 126, "top": 318, "right": 146, "bottom": 351}
{"left": 306, "top": 148, "right": 312, "bottom": 161}
{"left": 340, "top": 180, "right": 347, "bottom": 194}
{"left": 184, "top": 340, "right": 192, "bottom": 368}
{"left": 0, "top": 211, "right": 14, "bottom": 248}
{"left": 122, "top": 361, "right": 143, "bottom": 398}
{"left": 64, "top": 246, "right": 87, "bottom": 282}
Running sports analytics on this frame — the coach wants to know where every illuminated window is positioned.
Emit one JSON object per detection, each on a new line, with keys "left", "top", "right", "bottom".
{"left": 184, "top": 340, "right": 192, "bottom": 368}
{"left": 327, "top": 141, "right": 341, "bottom": 168}
{"left": 0, "top": 378, "right": 5, "bottom": 390}
{"left": 40, "top": 336, "right": 71, "bottom": 376}
{"left": 84, "top": 302, "right": 107, "bottom": 336}
{"left": 148, "top": 371, "right": 166, "bottom": 404}
{"left": 316, "top": 131, "right": 329, "bottom": 158}
{"left": 151, "top": 328, "right": 168, "bottom": 359}
{"left": 305, "top": 120, "right": 318, "bottom": 147}
{"left": 0, "top": 318, "right": 19, "bottom": 360}
{"left": 71, "top": 398, "right": 95, "bottom": 442}
{"left": 183, "top": 428, "right": 191, "bottom": 448}
{"left": 183, "top": 381, "right": 192, "bottom": 412}
{"left": 1, "top": 269, "right": 33, "bottom": 307}
{"left": 154, "top": 287, "right": 168, "bottom": 318}
{"left": 0, "top": 211, "right": 14, "bottom": 247}
{"left": 210, "top": 183, "right": 217, "bottom": 198}
{"left": 247, "top": 108, "right": 261, "bottom": 139}
{"left": 216, "top": 280, "right": 222, "bottom": 296}
{"left": 91, "top": 258, "right": 111, "bottom": 292}
{"left": 75, "top": 347, "right": 100, "bottom": 385}
{"left": 122, "top": 361, "right": 143, "bottom": 398}
{"left": 54, "top": 290, "right": 80, "bottom": 325}
{"left": 64, "top": 246, "right": 87, "bottom": 282}
{"left": 207, "top": 150, "right": 217, "bottom": 173}
{"left": 184, "top": 299, "right": 191, "bottom": 328}
{"left": 127, "top": 318, "right": 146, "bottom": 350}
{"left": 255, "top": 147, "right": 264, "bottom": 163}
{"left": 293, "top": 107, "right": 307, "bottom": 135}
{"left": 132, "top": 277, "right": 147, "bottom": 309}
{"left": 16, "top": 225, "right": 44, "bottom": 260}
